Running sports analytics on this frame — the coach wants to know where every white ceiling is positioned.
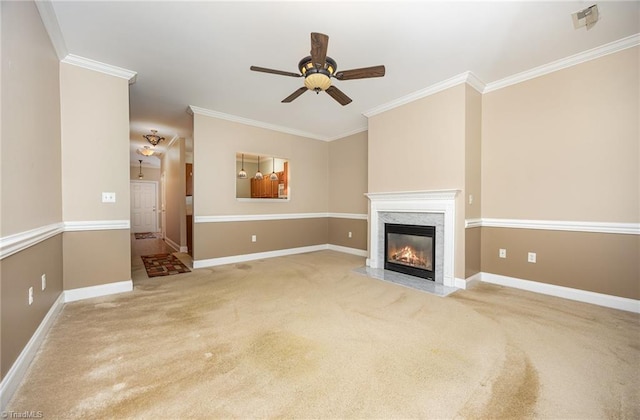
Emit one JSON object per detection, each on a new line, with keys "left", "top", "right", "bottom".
{"left": 45, "top": 1, "right": 639, "bottom": 166}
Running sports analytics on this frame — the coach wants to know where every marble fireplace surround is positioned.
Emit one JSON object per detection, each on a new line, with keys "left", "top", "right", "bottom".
{"left": 366, "top": 190, "right": 459, "bottom": 288}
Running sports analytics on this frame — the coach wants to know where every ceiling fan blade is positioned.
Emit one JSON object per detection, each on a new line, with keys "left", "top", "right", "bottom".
{"left": 334, "top": 65, "right": 386, "bottom": 80}
{"left": 310, "top": 32, "right": 329, "bottom": 69}
{"left": 281, "top": 87, "right": 308, "bottom": 103}
{"left": 325, "top": 85, "right": 352, "bottom": 106}
{"left": 250, "top": 66, "right": 301, "bottom": 78}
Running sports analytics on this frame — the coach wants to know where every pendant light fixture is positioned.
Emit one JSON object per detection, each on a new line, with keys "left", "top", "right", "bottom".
{"left": 138, "top": 159, "right": 144, "bottom": 179}
{"left": 237, "top": 153, "right": 247, "bottom": 179}
{"left": 254, "top": 156, "right": 263, "bottom": 180}
{"left": 143, "top": 129, "right": 165, "bottom": 146}
{"left": 269, "top": 157, "right": 279, "bottom": 181}
{"left": 137, "top": 145, "right": 155, "bottom": 157}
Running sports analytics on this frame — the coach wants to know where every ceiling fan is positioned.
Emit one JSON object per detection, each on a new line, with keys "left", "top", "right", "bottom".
{"left": 250, "top": 32, "right": 385, "bottom": 106}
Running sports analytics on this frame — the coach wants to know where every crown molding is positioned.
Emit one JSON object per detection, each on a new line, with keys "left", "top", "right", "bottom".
{"left": 483, "top": 33, "right": 640, "bottom": 93}
{"left": 362, "top": 72, "right": 483, "bottom": 118}
{"left": 61, "top": 54, "right": 137, "bottom": 84}
{"left": 325, "top": 126, "right": 368, "bottom": 142}
{"left": 465, "top": 72, "right": 486, "bottom": 94}
{"left": 34, "top": 0, "right": 68, "bottom": 60}
{"left": 166, "top": 134, "right": 181, "bottom": 149}
{"left": 362, "top": 34, "right": 639, "bottom": 117}
{"left": 187, "top": 105, "right": 329, "bottom": 141}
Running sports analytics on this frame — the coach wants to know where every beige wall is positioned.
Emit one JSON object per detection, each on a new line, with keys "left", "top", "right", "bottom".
{"left": 164, "top": 138, "right": 186, "bottom": 249}
{"left": 482, "top": 228, "right": 639, "bottom": 300}
{"left": 328, "top": 218, "right": 367, "bottom": 251}
{"left": 481, "top": 47, "right": 639, "bottom": 222}
{"left": 367, "top": 84, "right": 468, "bottom": 279}
{"left": 465, "top": 228, "right": 481, "bottom": 279}
{"left": 130, "top": 165, "right": 161, "bottom": 182}
{"left": 194, "top": 218, "right": 328, "bottom": 260}
{"left": 464, "top": 85, "right": 482, "bottom": 221}
{"left": 328, "top": 131, "right": 368, "bottom": 214}
{"left": 0, "top": 1, "right": 64, "bottom": 381}
{"left": 1, "top": 236, "right": 63, "bottom": 378}
{"left": 60, "top": 62, "right": 132, "bottom": 287}
{"left": 193, "top": 114, "right": 329, "bottom": 216}
{"left": 479, "top": 47, "right": 639, "bottom": 299}
{"left": 368, "top": 85, "right": 466, "bottom": 194}
{"left": 1, "top": 1, "right": 62, "bottom": 236}
{"left": 464, "top": 84, "right": 483, "bottom": 278}
{"left": 63, "top": 230, "right": 131, "bottom": 290}
{"left": 192, "top": 113, "right": 333, "bottom": 260}
{"left": 60, "top": 63, "right": 131, "bottom": 221}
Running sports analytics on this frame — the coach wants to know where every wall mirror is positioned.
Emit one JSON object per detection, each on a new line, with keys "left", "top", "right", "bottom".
{"left": 236, "top": 152, "right": 289, "bottom": 200}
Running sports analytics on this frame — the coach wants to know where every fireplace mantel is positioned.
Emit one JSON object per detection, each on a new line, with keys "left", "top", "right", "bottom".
{"left": 366, "top": 190, "right": 460, "bottom": 288}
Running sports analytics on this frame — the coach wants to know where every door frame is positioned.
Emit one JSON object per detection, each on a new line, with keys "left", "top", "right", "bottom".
{"left": 130, "top": 180, "right": 159, "bottom": 233}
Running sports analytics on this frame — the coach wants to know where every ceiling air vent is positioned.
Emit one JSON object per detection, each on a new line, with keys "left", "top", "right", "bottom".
{"left": 572, "top": 4, "right": 599, "bottom": 30}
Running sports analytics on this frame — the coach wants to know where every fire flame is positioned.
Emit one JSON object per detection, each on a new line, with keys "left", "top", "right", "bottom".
{"left": 390, "top": 246, "right": 428, "bottom": 268}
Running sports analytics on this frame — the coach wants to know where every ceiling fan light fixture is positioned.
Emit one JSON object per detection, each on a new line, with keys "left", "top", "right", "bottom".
{"left": 299, "top": 56, "right": 336, "bottom": 92}
{"left": 143, "top": 129, "right": 165, "bottom": 146}
{"left": 304, "top": 73, "right": 331, "bottom": 92}
{"left": 250, "top": 34, "right": 383, "bottom": 106}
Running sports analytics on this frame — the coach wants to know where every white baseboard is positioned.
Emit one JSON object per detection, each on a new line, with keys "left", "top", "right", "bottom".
{"left": 193, "top": 245, "right": 329, "bottom": 269}
{"left": 64, "top": 280, "right": 133, "bottom": 303}
{"left": 327, "top": 244, "right": 368, "bottom": 257}
{"left": 164, "top": 237, "right": 181, "bottom": 252}
{"left": 0, "top": 293, "right": 65, "bottom": 410}
{"left": 462, "top": 272, "right": 483, "bottom": 289}
{"left": 480, "top": 272, "right": 640, "bottom": 313}
{"left": 454, "top": 277, "right": 470, "bottom": 290}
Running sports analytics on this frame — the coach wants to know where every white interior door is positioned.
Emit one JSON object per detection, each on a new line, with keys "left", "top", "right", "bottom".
{"left": 131, "top": 181, "right": 158, "bottom": 233}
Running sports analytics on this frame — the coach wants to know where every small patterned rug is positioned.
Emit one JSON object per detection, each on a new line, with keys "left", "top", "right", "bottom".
{"left": 141, "top": 253, "right": 191, "bottom": 278}
{"left": 135, "top": 232, "right": 158, "bottom": 240}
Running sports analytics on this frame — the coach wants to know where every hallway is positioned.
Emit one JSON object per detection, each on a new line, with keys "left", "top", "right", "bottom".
{"left": 130, "top": 234, "right": 192, "bottom": 282}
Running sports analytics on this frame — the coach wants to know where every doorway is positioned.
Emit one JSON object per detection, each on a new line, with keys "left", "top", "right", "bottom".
{"left": 130, "top": 180, "right": 158, "bottom": 233}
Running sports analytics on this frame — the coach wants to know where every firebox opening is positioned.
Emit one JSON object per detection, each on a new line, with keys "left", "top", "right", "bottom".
{"left": 384, "top": 223, "right": 435, "bottom": 281}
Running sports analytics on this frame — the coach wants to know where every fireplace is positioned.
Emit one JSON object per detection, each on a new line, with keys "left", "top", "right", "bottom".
{"left": 385, "top": 223, "right": 435, "bottom": 280}
{"left": 366, "top": 190, "right": 459, "bottom": 287}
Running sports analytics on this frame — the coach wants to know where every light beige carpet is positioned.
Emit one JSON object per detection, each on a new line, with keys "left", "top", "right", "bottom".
{"left": 8, "top": 251, "right": 640, "bottom": 418}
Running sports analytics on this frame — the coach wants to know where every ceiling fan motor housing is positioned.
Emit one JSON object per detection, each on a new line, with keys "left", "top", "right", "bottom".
{"left": 299, "top": 56, "right": 337, "bottom": 92}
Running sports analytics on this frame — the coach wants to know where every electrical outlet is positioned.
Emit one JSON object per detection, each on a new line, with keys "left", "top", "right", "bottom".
{"left": 251, "top": 235, "right": 257, "bottom": 243}
{"left": 41, "top": 274, "right": 46, "bottom": 291}
{"left": 499, "top": 249, "right": 507, "bottom": 258}
{"left": 101, "top": 192, "right": 116, "bottom": 203}
{"left": 528, "top": 252, "right": 537, "bottom": 263}
{"left": 28, "top": 287, "right": 34, "bottom": 305}
{"left": 468, "top": 194, "right": 474, "bottom": 205}
{"left": 348, "top": 231, "right": 352, "bottom": 238}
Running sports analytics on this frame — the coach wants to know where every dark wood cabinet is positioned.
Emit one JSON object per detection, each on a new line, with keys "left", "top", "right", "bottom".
{"left": 186, "top": 163, "right": 193, "bottom": 196}
{"left": 186, "top": 215, "right": 193, "bottom": 256}
{"left": 248, "top": 162, "right": 288, "bottom": 199}
{"left": 250, "top": 174, "right": 282, "bottom": 198}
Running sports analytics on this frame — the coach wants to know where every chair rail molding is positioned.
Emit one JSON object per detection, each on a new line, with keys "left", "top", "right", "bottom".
{"left": 465, "top": 218, "right": 639, "bottom": 235}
